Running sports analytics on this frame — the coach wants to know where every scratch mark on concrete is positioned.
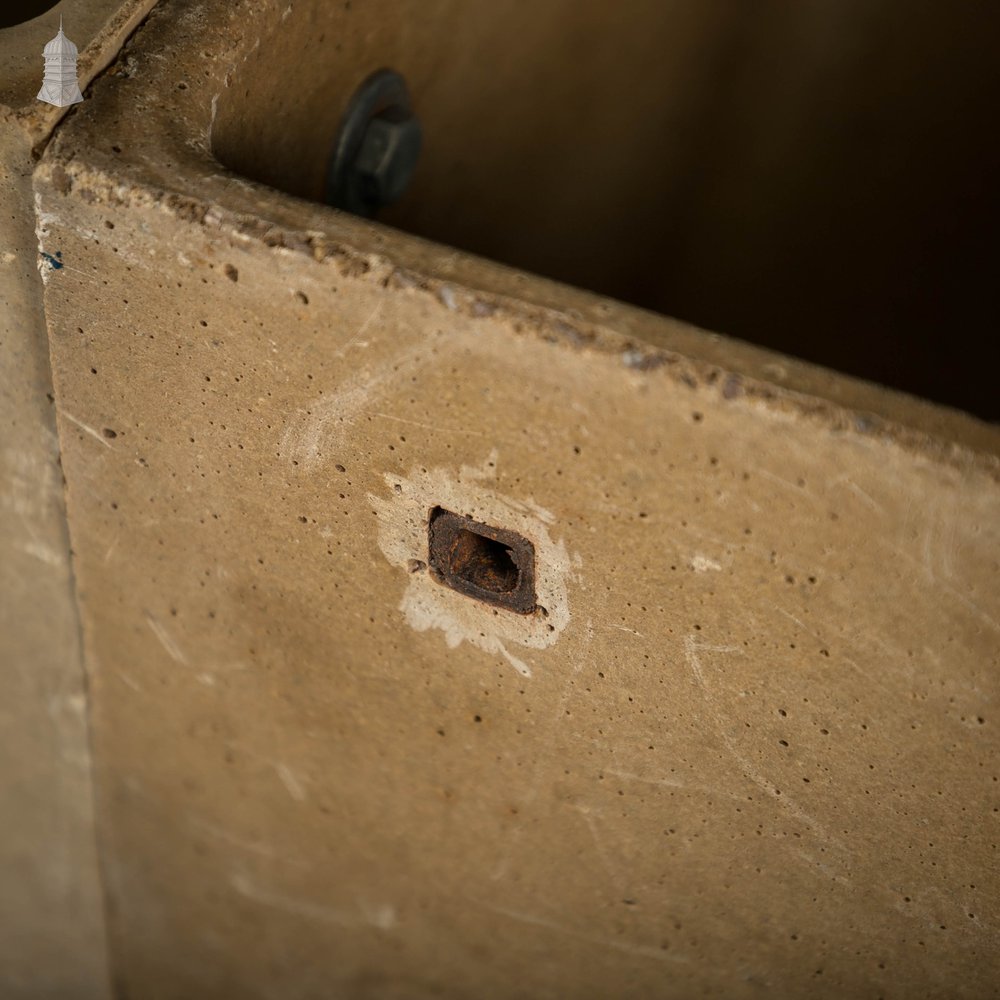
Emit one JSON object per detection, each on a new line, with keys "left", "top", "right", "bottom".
{"left": 756, "top": 468, "right": 814, "bottom": 500}
{"left": 117, "top": 672, "right": 142, "bottom": 693}
{"left": 189, "top": 817, "right": 286, "bottom": 861}
{"left": 333, "top": 301, "right": 382, "bottom": 359}
{"left": 896, "top": 885, "right": 999, "bottom": 943}
{"left": 605, "top": 624, "right": 646, "bottom": 638}
{"left": 683, "top": 635, "right": 851, "bottom": 867}
{"left": 279, "top": 336, "right": 427, "bottom": 470}
{"left": 779, "top": 606, "right": 908, "bottom": 702}
{"left": 921, "top": 503, "right": 937, "bottom": 585}
{"left": 569, "top": 804, "right": 624, "bottom": 891}
{"left": 230, "top": 872, "right": 395, "bottom": 929}
{"left": 476, "top": 901, "right": 688, "bottom": 965}
{"left": 56, "top": 261, "right": 100, "bottom": 282}
{"left": 60, "top": 411, "right": 112, "bottom": 449}
{"left": 826, "top": 473, "right": 883, "bottom": 514}
{"left": 605, "top": 767, "right": 749, "bottom": 804}
{"left": 775, "top": 606, "right": 812, "bottom": 635}
{"left": 498, "top": 641, "right": 532, "bottom": 678}
{"left": 371, "top": 410, "right": 492, "bottom": 440}
{"left": 15, "top": 540, "right": 64, "bottom": 567}
{"left": 492, "top": 621, "right": 592, "bottom": 881}
{"left": 225, "top": 740, "right": 311, "bottom": 803}
{"left": 144, "top": 612, "right": 188, "bottom": 665}
{"left": 876, "top": 535, "right": 1000, "bottom": 635}
{"left": 938, "top": 499, "right": 959, "bottom": 581}
{"left": 357, "top": 899, "right": 397, "bottom": 930}
{"left": 789, "top": 847, "right": 852, "bottom": 886}
{"left": 275, "top": 763, "right": 307, "bottom": 802}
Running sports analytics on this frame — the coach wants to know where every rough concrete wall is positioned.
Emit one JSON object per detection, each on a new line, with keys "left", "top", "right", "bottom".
{"left": 28, "top": 1, "right": 1000, "bottom": 997}
{"left": 0, "top": 1, "right": 157, "bottom": 996}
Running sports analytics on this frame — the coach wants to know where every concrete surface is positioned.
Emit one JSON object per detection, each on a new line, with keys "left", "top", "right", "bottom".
{"left": 25, "top": 1, "right": 1000, "bottom": 998}
{"left": 0, "top": 1, "right": 156, "bottom": 997}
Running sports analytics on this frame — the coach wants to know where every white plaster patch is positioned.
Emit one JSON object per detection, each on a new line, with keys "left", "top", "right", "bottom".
{"left": 690, "top": 553, "right": 723, "bottom": 573}
{"left": 368, "top": 450, "right": 574, "bottom": 678}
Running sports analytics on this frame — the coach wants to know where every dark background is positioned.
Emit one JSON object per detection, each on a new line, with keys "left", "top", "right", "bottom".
{"left": 1, "top": 2, "right": 60, "bottom": 30}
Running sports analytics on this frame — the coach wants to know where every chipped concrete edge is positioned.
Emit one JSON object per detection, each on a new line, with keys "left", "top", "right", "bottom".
{"left": 32, "top": 149, "right": 1000, "bottom": 485}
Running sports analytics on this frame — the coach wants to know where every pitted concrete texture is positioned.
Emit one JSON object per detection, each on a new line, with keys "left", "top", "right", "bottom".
{"left": 0, "top": 1, "right": 157, "bottom": 996}
{"left": 29, "top": 1, "right": 1000, "bottom": 998}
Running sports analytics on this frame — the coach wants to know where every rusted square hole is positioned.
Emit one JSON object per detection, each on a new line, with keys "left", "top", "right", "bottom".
{"left": 427, "top": 507, "right": 536, "bottom": 614}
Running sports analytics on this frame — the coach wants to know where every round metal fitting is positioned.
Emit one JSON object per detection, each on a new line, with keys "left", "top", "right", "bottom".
{"left": 325, "top": 68, "right": 422, "bottom": 218}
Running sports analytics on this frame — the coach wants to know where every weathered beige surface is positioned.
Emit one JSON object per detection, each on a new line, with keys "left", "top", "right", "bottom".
{"left": 0, "top": 1, "right": 156, "bottom": 996}
{"left": 25, "top": 0, "right": 1000, "bottom": 997}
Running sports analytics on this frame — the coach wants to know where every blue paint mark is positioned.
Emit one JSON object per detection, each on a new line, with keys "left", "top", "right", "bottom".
{"left": 41, "top": 250, "right": 63, "bottom": 270}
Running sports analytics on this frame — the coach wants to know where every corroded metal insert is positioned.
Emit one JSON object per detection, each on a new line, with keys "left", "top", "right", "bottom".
{"left": 427, "top": 507, "right": 536, "bottom": 613}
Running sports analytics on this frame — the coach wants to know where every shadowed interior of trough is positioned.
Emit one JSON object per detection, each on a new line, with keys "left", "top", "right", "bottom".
{"left": 211, "top": 0, "right": 1000, "bottom": 421}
